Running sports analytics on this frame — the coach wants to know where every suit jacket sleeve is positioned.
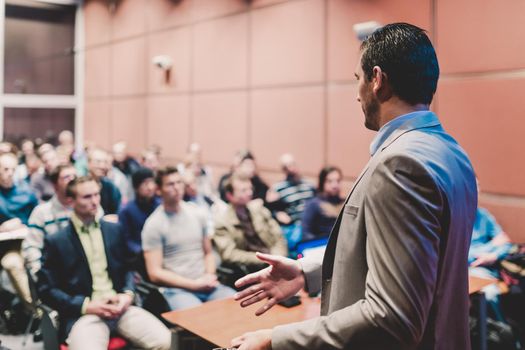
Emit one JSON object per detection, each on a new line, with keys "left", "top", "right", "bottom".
{"left": 272, "top": 154, "right": 444, "bottom": 349}
{"left": 37, "top": 237, "right": 86, "bottom": 318}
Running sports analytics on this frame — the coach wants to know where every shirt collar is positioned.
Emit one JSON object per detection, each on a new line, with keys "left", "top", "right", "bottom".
{"left": 71, "top": 212, "right": 99, "bottom": 234}
{"left": 51, "top": 195, "right": 72, "bottom": 212}
{"left": 369, "top": 111, "right": 430, "bottom": 156}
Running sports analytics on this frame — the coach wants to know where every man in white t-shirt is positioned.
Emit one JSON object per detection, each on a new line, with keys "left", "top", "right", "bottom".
{"left": 142, "top": 166, "right": 234, "bottom": 310}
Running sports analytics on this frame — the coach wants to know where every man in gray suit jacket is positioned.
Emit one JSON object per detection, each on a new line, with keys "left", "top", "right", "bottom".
{"left": 232, "top": 23, "right": 477, "bottom": 350}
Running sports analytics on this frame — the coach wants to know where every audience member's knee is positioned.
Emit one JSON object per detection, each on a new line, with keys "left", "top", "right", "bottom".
{"left": 149, "top": 330, "right": 172, "bottom": 350}
{"left": 1, "top": 250, "right": 24, "bottom": 270}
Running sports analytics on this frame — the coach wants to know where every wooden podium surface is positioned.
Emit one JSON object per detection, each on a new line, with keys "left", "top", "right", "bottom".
{"left": 162, "top": 275, "right": 496, "bottom": 348}
{"left": 162, "top": 294, "right": 320, "bottom": 348}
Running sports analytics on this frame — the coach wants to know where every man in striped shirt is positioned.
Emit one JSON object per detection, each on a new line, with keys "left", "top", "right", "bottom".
{"left": 23, "top": 164, "right": 76, "bottom": 275}
{"left": 267, "top": 153, "right": 315, "bottom": 227}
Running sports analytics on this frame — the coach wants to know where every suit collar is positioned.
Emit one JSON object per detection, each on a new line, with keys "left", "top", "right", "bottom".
{"left": 370, "top": 111, "right": 441, "bottom": 156}
{"left": 67, "top": 221, "right": 90, "bottom": 268}
{"left": 67, "top": 218, "right": 113, "bottom": 269}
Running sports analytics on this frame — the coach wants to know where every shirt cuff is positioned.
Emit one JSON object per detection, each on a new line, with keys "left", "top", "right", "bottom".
{"left": 299, "top": 256, "right": 322, "bottom": 295}
{"left": 81, "top": 297, "right": 90, "bottom": 315}
{"left": 123, "top": 290, "right": 135, "bottom": 301}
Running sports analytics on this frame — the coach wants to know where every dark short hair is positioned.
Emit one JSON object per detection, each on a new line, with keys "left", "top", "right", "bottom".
{"left": 236, "top": 149, "right": 254, "bottom": 162}
{"left": 132, "top": 167, "right": 155, "bottom": 189}
{"left": 66, "top": 175, "right": 99, "bottom": 198}
{"left": 155, "top": 166, "right": 179, "bottom": 187}
{"left": 360, "top": 22, "right": 439, "bottom": 105}
{"left": 49, "top": 163, "right": 75, "bottom": 185}
{"left": 223, "top": 172, "right": 251, "bottom": 195}
{"left": 318, "top": 166, "right": 342, "bottom": 193}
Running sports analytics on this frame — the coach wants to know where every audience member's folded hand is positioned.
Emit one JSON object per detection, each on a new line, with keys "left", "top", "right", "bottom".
{"left": 193, "top": 274, "right": 219, "bottom": 292}
{"left": 114, "top": 293, "right": 133, "bottom": 314}
{"left": 234, "top": 253, "right": 304, "bottom": 316}
{"left": 86, "top": 299, "right": 121, "bottom": 319}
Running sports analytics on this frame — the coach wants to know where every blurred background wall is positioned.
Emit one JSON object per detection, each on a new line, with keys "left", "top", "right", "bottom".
{"left": 82, "top": 0, "right": 525, "bottom": 242}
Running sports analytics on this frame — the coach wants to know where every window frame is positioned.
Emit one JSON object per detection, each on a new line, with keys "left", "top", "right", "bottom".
{"left": 0, "top": 0, "right": 83, "bottom": 149}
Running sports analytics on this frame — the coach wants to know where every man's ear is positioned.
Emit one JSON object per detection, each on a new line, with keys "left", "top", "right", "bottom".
{"left": 372, "top": 65, "right": 392, "bottom": 101}
{"left": 371, "top": 66, "right": 383, "bottom": 92}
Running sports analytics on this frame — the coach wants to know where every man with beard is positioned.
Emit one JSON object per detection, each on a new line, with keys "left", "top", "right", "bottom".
{"left": 118, "top": 167, "right": 160, "bottom": 278}
{"left": 232, "top": 23, "right": 477, "bottom": 350}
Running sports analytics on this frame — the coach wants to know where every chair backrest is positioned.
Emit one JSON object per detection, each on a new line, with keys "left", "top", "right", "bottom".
{"left": 40, "top": 304, "right": 60, "bottom": 350}
{"left": 135, "top": 281, "right": 172, "bottom": 326}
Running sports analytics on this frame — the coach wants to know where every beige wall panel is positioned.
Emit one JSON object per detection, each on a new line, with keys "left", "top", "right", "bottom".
{"left": 84, "top": 0, "right": 111, "bottom": 47}
{"left": 192, "top": 92, "right": 248, "bottom": 165}
{"left": 437, "top": 0, "right": 525, "bottom": 73}
{"left": 327, "top": 0, "right": 432, "bottom": 82}
{"left": 193, "top": 14, "right": 248, "bottom": 90}
{"left": 110, "top": 98, "right": 146, "bottom": 154}
{"left": 192, "top": 0, "right": 248, "bottom": 22}
{"left": 146, "top": 0, "right": 193, "bottom": 31}
{"left": 258, "top": 170, "right": 283, "bottom": 190}
{"left": 252, "top": 0, "right": 292, "bottom": 8}
{"left": 84, "top": 100, "right": 111, "bottom": 150}
{"left": 111, "top": 38, "right": 146, "bottom": 96}
{"left": 480, "top": 199, "right": 525, "bottom": 243}
{"left": 85, "top": 46, "right": 110, "bottom": 97}
{"left": 437, "top": 78, "right": 525, "bottom": 196}
{"left": 148, "top": 27, "right": 191, "bottom": 94}
{"left": 251, "top": 86, "right": 324, "bottom": 176}
{"left": 111, "top": 0, "right": 146, "bottom": 41}
{"left": 147, "top": 95, "right": 190, "bottom": 160}
{"left": 327, "top": 84, "right": 375, "bottom": 179}
{"left": 208, "top": 164, "right": 231, "bottom": 191}
{"left": 251, "top": 0, "right": 324, "bottom": 86}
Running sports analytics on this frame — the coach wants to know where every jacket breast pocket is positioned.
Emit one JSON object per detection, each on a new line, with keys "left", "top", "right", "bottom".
{"left": 343, "top": 204, "right": 359, "bottom": 217}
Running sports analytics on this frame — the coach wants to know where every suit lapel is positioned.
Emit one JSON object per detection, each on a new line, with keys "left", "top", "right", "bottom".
{"left": 68, "top": 221, "right": 89, "bottom": 267}
{"left": 99, "top": 221, "right": 114, "bottom": 278}
{"left": 322, "top": 112, "right": 443, "bottom": 279}
{"left": 322, "top": 157, "right": 374, "bottom": 277}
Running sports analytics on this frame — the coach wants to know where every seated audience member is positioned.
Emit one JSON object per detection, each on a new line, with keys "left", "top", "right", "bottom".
{"left": 0, "top": 141, "right": 17, "bottom": 155}
{"left": 0, "top": 152, "right": 38, "bottom": 224}
{"left": 107, "top": 153, "right": 133, "bottom": 204}
{"left": 0, "top": 152, "right": 39, "bottom": 304}
{"left": 117, "top": 167, "right": 160, "bottom": 278}
{"left": 57, "top": 130, "right": 86, "bottom": 167}
{"left": 182, "top": 171, "right": 216, "bottom": 234}
{"left": 469, "top": 205, "right": 513, "bottom": 320}
{"left": 214, "top": 174, "right": 287, "bottom": 272}
{"left": 142, "top": 167, "right": 235, "bottom": 310}
{"left": 112, "top": 141, "right": 140, "bottom": 177}
{"left": 30, "top": 147, "right": 59, "bottom": 202}
{"left": 23, "top": 164, "right": 77, "bottom": 275}
{"left": 88, "top": 148, "right": 122, "bottom": 215}
{"left": 37, "top": 176, "right": 170, "bottom": 349}
{"left": 140, "top": 148, "right": 160, "bottom": 173}
{"left": 178, "top": 143, "right": 216, "bottom": 199}
{"left": 218, "top": 150, "right": 268, "bottom": 204}
{"left": 266, "top": 153, "right": 315, "bottom": 226}
{"left": 301, "top": 166, "right": 344, "bottom": 241}
{"left": 18, "top": 139, "right": 35, "bottom": 164}
{"left": 14, "top": 139, "right": 37, "bottom": 183}
{"left": 14, "top": 153, "right": 41, "bottom": 185}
